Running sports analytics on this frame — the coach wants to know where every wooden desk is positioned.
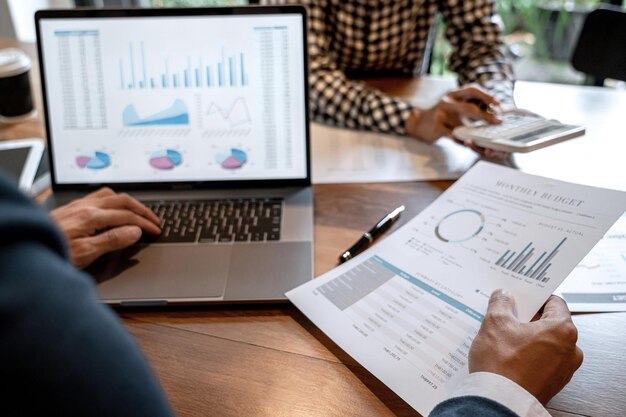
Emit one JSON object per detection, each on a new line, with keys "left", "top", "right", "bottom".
{"left": 2, "top": 37, "right": 625, "bottom": 417}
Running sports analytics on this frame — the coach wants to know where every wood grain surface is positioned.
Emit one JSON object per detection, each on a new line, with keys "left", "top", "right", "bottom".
{"left": 1, "top": 37, "right": 625, "bottom": 417}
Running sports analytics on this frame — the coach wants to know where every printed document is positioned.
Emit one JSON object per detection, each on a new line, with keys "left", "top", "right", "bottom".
{"left": 310, "top": 123, "right": 478, "bottom": 184}
{"left": 287, "top": 162, "right": 626, "bottom": 415}
{"left": 556, "top": 212, "right": 626, "bottom": 312}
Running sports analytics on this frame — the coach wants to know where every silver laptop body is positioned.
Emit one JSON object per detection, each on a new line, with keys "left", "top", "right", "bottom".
{"left": 36, "top": 5, "right": 313, "bottom": 305}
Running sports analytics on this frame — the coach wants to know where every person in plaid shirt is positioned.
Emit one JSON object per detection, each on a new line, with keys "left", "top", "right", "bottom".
{"left": 269, "top": 0, "right": 515, "bottom": 153}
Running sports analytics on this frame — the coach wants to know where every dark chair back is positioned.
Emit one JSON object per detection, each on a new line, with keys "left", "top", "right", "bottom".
{"left": 571, "top": 6, "right": 626, "bottom": 85}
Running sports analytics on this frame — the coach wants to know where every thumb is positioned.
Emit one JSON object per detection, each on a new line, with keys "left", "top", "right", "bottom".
{"left": 538, "top": 295, "right": 571, "bottom": 320}
{"left": 487, "top": 289, "right": 518, "bottom": 319}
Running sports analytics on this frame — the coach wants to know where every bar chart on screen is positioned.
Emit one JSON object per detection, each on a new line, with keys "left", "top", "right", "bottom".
{"left": 118, "top": 42, "right": 249, "bottom": 90}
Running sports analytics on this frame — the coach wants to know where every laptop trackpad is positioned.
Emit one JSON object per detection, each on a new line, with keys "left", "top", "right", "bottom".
{"left": 92, "top": 245, "right": 230, "bottom": 301}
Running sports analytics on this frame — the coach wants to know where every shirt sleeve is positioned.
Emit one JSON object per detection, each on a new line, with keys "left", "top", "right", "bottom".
{"left": 430, "top": 396, "right": 520, "bottom": 417}
{"left": 300, "top": 0, "right": 414, "bottom": 135}
{"left": 431, "top": 372, "right": 551, "bottom": 417}
{"left": 439, "top": 0, "right": 516, "bottom": 105}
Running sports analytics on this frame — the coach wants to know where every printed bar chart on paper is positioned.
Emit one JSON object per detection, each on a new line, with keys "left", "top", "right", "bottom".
{"left": 495, "top": 238, "right": 567, "bottom": 283}
{"left": 288, "top": 162, "right": 626, "bottom": 416}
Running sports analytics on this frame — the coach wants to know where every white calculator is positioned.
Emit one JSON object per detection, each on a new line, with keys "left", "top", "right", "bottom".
{"left": 453, "top": 109, "right": 585, "bottom": 153}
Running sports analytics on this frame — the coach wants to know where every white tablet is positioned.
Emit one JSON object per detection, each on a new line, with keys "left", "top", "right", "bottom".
{"left": 0, "top": 138, "right": 45, "bottom": 192}
{"left": 453, "top": 109, "right": 585, "bottom": 153}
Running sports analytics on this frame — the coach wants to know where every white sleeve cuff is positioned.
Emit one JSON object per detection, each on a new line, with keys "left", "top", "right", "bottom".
{"left": 448, "top": 372, "right": 550, "bottom": 417}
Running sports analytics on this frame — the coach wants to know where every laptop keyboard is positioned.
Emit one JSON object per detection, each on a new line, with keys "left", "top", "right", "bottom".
{"left": 140, "top": 198, "right": 283, "bottom": 244}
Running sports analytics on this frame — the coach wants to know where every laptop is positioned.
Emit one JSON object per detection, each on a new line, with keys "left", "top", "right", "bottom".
{"left": 35, "top": 6, "right": 313, "bottom": 306}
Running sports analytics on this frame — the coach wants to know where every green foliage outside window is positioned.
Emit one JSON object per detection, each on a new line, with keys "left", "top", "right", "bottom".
{"left": 430, "top": 0, "right": 605, "bottom": 80}
{"left": 496, "top": 0, "right": 600, "bottom": 59}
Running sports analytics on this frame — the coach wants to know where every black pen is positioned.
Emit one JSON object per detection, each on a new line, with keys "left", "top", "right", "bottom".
{"left": 339, "top": 205, "right": 405, "bottom": 263}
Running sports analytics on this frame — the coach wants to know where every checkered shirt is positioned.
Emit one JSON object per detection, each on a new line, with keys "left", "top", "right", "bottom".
{"left": 264, "top": 0, "right": 515, "bottom": 135}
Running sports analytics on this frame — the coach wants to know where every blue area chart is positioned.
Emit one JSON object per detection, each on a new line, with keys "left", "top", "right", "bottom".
{"left": 76, "top": 151, "right": 111, "bottom": 170}
{"left": 150, "top": 149, "right": 183, "bottom": 170}
{"left": 123, "top": 99, "right": 189, "bottom": 126}
{"left": 216, "top": 148, "right": 247, "bottom": 169}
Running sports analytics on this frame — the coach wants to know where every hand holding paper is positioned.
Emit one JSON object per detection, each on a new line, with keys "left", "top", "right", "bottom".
{"left": 288, "top": 162, "right": 626, "bottom": 415}
{"left": 470, "top": 290, "right": 583, "bottom": 404}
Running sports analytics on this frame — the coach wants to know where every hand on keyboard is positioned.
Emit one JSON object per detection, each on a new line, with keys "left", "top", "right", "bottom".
{"left": 51, "top": 187, "right": 162, "bottom": 268}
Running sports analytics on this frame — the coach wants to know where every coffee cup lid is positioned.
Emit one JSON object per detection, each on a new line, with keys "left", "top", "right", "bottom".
{"left": 0, "top": 48, "right": 31, "bottom": 77}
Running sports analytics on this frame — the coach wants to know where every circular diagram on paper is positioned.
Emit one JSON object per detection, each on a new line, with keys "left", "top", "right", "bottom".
{"left": 435, "top": 209, "right": 485, "bottom": 243}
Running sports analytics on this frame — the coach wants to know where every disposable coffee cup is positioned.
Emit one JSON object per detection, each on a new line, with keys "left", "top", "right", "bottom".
{"left": 0, "top": 48, "right": 36, "bottom": 123}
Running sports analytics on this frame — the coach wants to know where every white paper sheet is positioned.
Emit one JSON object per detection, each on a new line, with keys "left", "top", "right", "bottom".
{"left": 556, "top": 212, "right": 626, "bottom": 312}
{"left": 287, "top": 162, "right": 626, "bottom": 415}
{"left": 310, "top": 123, "right": 478, "bottom": 184}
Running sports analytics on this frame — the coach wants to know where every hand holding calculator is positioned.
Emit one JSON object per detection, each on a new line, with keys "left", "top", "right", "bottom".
{"left": 453, "top": 108, "right": 585, "bottom": 153}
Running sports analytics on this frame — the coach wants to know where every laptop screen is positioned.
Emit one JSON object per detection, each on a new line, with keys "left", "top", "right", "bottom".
{"left": 37, "top": 8, "right": 308, "bottom": 186}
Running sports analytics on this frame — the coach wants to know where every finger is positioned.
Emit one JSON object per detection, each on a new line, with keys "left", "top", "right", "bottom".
{"left": 559, "top": 346, "right": 584, "bottom": 390}
{"left": 451, "top": 136, "right": 465, "bottom": 146}
{"left": 482, "top": 148, "right": 511, "bottom": 160}
{"left": 539, "top": 295, "right": 572, "bottom": 320}
{"left": 79, "top": 225, "right": 143, "bottom": 266}
{"left": 83, "top": 187, "right": 116, "bottom": 200}
{"left": 486, "top": 289, "right": 518, "bottom": 319}
{"left": 96, "top": 193, "right": 161, "bottom": 226}
{"left": 463, "top": 141, "right": 510, "bottom": 160}
{"left": 94, "top": 208, "right": 161, "bottom": 235}
{"left": 452, "top": 138, "right": 487, "bottom": 155}
{"left": 445, "top": 101, "right": 501, "bottom": 124}
{"left": 530, "top": 311, "right": 543, "bottom": 322}
{"left": 574, "top": 346, "right": 584, "bottom": 370}
{"left": 448, "top": 85, "right": 499, "bottom": 105}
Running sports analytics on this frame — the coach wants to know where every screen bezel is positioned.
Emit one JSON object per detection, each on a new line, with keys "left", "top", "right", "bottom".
{"left": 35, "top": 5, "right": 311, "bottom": 191}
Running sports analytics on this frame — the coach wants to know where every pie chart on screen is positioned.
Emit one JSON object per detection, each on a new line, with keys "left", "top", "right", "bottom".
{"left": 76, "top": 151, "right": 111, "bottom": 170}
{"left": 216, "top": 148, "right": 247, "bottom": 170}
{"left": 149, "top": 149, "right": 183, "bottom": 170}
